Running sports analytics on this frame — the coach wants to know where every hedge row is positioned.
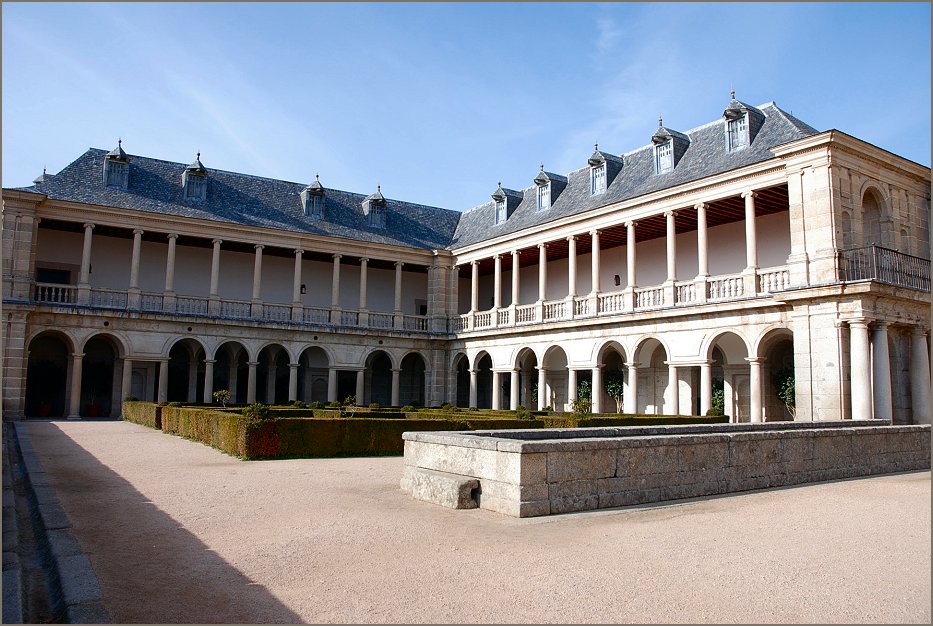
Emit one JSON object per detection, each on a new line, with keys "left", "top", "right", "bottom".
{"left": 123, "top": 402, "right": 728, "bottom": 460}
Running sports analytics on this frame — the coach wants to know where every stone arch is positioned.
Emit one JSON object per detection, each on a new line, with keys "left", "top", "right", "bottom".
{"left": 214, "top": 341, "right": 249, "bottom": 403}
{"left": 861, "top": 186, "right": 887, "bottom": 247}
{"left": 473, "top": 351, "right": 493, "bottom": 409}
{"left": 632, "top": 337, "right": 669, "bottom": 415}
{"left": 167, "top": 337, "right": 207, "bottom": 403}
{"left": 595, "top": 341, "right": 628, "bottom": 414}
{"left": 541, "top": 345, "right": 569, "bottom": 411}
{"left": 257, "top": 343, "right": 290, "bottom": 405}
{"left": 706, "top": 331, "right": 751, "bottom": 423}
{"left": 298, "top": 346, "right": 331, "bottom": 404}
{"left": 399, "top": 352, "right": 427, "bottom": 407}
{"left": 79, "top": 333, "right": 123, "bottom": 418}
{"left": 513, "top": 347, "right": 539, "bottom": 410}
{"left": 757, "top": 327, "right": 795, "bottom": 422}
{"left": 364, "top": 350, "right": 393, "bottom": 406}
{"left": 451, "top": 352, "right": 470, "bottom": 408}
{"left": 25, "top": 331, "right": 71, "bottom": 418}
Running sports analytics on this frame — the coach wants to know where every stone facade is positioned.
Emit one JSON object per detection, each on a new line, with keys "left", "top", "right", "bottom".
{"left": 2, "top": 102, "right": 930, "bottom": 423}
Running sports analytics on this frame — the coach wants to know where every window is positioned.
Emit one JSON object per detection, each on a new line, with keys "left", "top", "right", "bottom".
{"left": 185, "top": 174, "right": 206, "bottom": 200}
{"left": 104, "top": 160, "right": 128, "bottom": 188}
{"left": 655, "top": 141, "right": 673, "bottom": 174}
{"left": 726, "top": 115, "right": 749, "bottom": 151}
{"left": 537, "top": 183, "right": 550, "bottom": 211}
{"left": 495, "top": 199, "right": 508, "bottom": 224}
{"left": 368, "top": 203, "right": 385, "bottom": 228}
{"left": 591, "top": 163, "right": 607, "bottom": 195}
{"left": 306, "top": 194, "right": 324, "bottom": 219}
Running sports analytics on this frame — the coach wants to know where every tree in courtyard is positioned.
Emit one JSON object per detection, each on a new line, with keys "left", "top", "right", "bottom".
{"left": 604, "top": 368, "right": 625, "bottom": 413}
{"left": 772, "top": 368, "right": 796, "bottom": 419}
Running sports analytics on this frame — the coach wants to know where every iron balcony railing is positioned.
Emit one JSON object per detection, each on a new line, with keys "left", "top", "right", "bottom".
{"left": 838, "top": 245, "right": 931, "bottom": 292}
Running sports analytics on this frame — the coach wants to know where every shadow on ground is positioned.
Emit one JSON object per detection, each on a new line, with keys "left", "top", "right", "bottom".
{"left": 26, "top": 421, "right": 304, "bottom": 624}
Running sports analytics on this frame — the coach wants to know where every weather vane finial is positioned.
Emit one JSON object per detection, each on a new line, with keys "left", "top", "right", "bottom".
{"left": 658, "top": 114, "right": 663, "bottom": 127}
{"left": 730, "top": 83, "right": 735, "bottom": 99}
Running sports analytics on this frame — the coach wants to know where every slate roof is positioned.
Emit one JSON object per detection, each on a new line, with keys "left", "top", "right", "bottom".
{"left": 450, "top": 102, "right": 819, "bottom": 248}
{"left": 20, "top": 151, "right": 462, "bottom": 251}
{"left": 14, "top": 101, "right": 819, "bottom": 252}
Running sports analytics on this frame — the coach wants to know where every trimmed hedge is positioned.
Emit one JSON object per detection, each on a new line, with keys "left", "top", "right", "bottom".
{"left": 122, "top": 401, "right": 162, "bottom": 429}
{"left": 123, "top": 401, "right": 730, "bottom": 460}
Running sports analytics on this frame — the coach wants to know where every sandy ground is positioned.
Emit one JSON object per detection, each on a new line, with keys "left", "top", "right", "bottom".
{"left": 19, "top": 420, "right": 932, "bottom": 624}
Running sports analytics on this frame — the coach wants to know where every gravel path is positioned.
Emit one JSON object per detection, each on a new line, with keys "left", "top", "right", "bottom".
{"left": 20, "top": 420, "right": 932, "bottom": 624}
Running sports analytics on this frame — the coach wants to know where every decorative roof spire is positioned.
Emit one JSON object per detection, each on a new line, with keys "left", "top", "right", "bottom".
{"left": 658, "top": 114, "right": 663, "bottom": 127}
{"left": 730, "top": 84, "right": 735, "bottom": 99}
{"left": 107, "top": 138, "right": 128, "bottom": 161}
{"left": 187, "top": 151, "right": 206, "bottom": 172}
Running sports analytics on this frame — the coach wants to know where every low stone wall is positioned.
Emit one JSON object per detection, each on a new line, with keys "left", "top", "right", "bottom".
{"left": 401, "top": 421, "right": 931, "bottom": 517}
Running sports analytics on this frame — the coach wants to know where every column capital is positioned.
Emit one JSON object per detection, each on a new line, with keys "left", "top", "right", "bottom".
{"left": 167, "top": 233, "right": 179, "bottom": 241}
{"left": 627, "top": 362, "right": 643, "bottom": 370}
{"left": 133, "top": 228, "right": 144, "bottom": 236}
{"left": 589, "top": 229, "right": 599, "bottom": 237}
{"left": 448, "top": 264, "right": 459, "bottom": 271}
{"left": 873, "top": 320, "right": 890, "bottom": 331}
{"left": 493, "top": 254, "right": 501, "bottom": 261}
{"left": 470, "top": 259, "right": 479, "bottom": 266}
{"left": 567, "top": 234, "right": 576, "bottom": 243}
{"left": 848, "top": 317, "right": 873, "bottom": 328}
{"left": 254, "top": 243, "right": 265, "bottom": 251}
{"left": 664, "top": 210, "right": 677, "bottom": 218}
{"left": 360, "top": 257, "right": 369, "bottom": 264}
{"left": 741, "top": 190, "right": 758, "bottom": 200}
{"left": 511, "top": 249, "right": 520, "bottom": 257}
{"left": 333, "top": 253, "right": 342, "bottom": 260}
{"left": 70, "top": 352, "right": 85, "bottom": 359}
{"left": 624, "top": 220, "right": 636, "bottom": 229}
{"left": 745, "top": 357, "right": 767, "bottom": 364}
{"left": 83, "top": 222, "right": 95, "bottom": 230}
{"left": 395, "top": 261, "right": 404, "bottom": 268}
{"left": 694, "top": 202, "right": 706, "bottom": 211}
{"left": 911, "top": 325, "right": 929, "bottom": 337}
{"left": 246, "top": 361, "right": 260, "bottom": 367}
{"left": 294, "top": 248, "right": 304, "bottom": 256}
{"left": 212, "top": 238, "right": 223, "bottom": 246}
{"left": 289, "top": 362, "right": 300, "bottom": 369}
{"left": 203, "top": 359, "right": 217, "bottom": 365}
{"left": 538, "top": 242, "right": 548, "bottom": 250}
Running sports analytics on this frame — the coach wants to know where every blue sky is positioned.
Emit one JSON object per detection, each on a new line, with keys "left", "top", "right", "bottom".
{"left": 3, "top": 2, "right": 930, "bottom": 211}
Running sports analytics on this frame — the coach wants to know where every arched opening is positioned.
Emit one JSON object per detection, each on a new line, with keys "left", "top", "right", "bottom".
{"left": 862, "top": 188, "right": 884, "bottom": 247}
{"left": 707, "top": 332, "right": 749, "bottom": 422}
{"left": 632, "top": 339, "right": 669, "bottom": 415}
{"left": 365, "top": 351, "right": 392, "bottom": 406}
{"left": 759, "top": 330, "right": 795, "bottom": 422}
{"left": 541, "top": 346, "right": 568, "bottom": 411}
{"left": 81, "top": 335, "right": 119, "bottom": 418}
{"left": 167, "top": 339, "right": 205, "bottom": 403}
{"left": 596, "top": 342, "right": 627, "bottom": 414}
{"left": 514, "top": 348, "right": 538, "bottom": 410}
{"left": 298, "top": 346, "right": 330, "bottom": 404}
{"left": 257, "top": 344, "right": 289, "bottom": 405}
{"left": 453, "top": 354, "right": 470, "bottom": 407}
{"left": 214, "top": 342, "right": 248, "bottom": 404}
{"left": 475, "top": 353, "right": 493, "bottom": 409}
{"left": 399, "top": 353, "right": 426, "bottom": 407}
{"left": 25, "top": 333, "right": 70, "bottom": 418}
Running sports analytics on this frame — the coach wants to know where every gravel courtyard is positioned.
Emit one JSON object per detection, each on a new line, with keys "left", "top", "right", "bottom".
{"left": 20, "top": 420, "right": 931, "bottom": 624}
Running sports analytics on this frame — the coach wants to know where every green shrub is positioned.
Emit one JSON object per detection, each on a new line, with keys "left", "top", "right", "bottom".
{"left": 440, "top": 403, "right": 455, "bottom": 412}
{"left": 124, "top": 395, "right": 139, "bottom": 402}
{"left": 400, "top": 405, "right": 415, "bottom": 412}
{"left": 515, "top": 405, "right": 533, "bottom": 420}
{"left": 706, "top": 407, "right": 724, "bottom": 417}
{"left": 369, "top": 403, "right": 381, "bottom": 409}
{"left": 309, "top": 401, "right": 324, "bottom": 409}
{"left": 168, "top": 401, "right": 182, "bottom": 407}
{"left": 292, "top": 400, "right": 309, "bottom": 409}
{"left": 212, "top": 389, "right": 232, "bottom": 408}
{"left": 241, "top": 402, "right": 272, "bottom": 421}
{"left": 326, "top": 401, "right": 341, "bottom": 408}
{"left": 343, "top": 395, "right": 357, "bottom": 407}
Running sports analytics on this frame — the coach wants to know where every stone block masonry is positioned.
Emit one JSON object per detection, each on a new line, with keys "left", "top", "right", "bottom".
{"left": 401, "top": 421, "right": 931, "bottom": 517}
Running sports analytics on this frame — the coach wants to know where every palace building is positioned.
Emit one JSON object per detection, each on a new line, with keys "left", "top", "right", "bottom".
{"left": 2, "top": 96, "right": 930, "bottom": 423}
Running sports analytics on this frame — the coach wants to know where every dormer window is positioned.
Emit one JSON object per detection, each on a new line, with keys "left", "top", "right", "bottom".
{"left": 726, "top": 114, "right": 749, "bottom": 151}
{"left": 363, "top": 185, "right": 387, "bottom": 229}
{"left": 655, "top": 141, "right": 673, "bottom": 174}
{"left": 301, "top": 174, "right": 326, "bottom": 219}
{"left": 495, "top": 198, "right": 508, "bottom": 225}
{"left": 591, "top": 162, "right": 607, "bottom": 195}
{"left": 102, "top": 139, "right": 129, "bottom": 189}
{"left": 536, "top": 182, "right": 551, "bottom": 211}
{"left": 182, "top": 152, "right": 208, "bottom": 201}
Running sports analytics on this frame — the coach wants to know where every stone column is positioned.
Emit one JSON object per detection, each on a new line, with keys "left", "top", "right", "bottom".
{"left": 229, "top": 362, "right": 239, "bottom": 403}
{"left": 203, "top": 360, "right": 215, "bottom": 403}
{"left": 591, "top": 365, "right": 602, "bottom": 414}
{"left": 747, "top": 357, "right": 763, "bottom": 423}
{"left": 121, "top": 358, "right": 133, "bottom": 405}
{"left": 77, "top": 223, "right": 94, "bottom": 304}
{"left": 68, "top": 353, "right": 84, "bottom": 418}
{"left": 665, "top": 211, "right": 677, "bottom": 282}
{"left": 246, "top": 361, "right": 258, "bottom": 404}
{"left": 742, "top": 190, "right": 758, "bottom": 295}
{"left": 391, "top": 368, "right": 401, "bottom": 406}
{"left": 265, "top": 364, "right": 277, "bottom": 404}
{"left": 567, "top": 368, "right": 577, "bottom": 411}
{"left": 911, "top": 327, "right": 931, "bottom": 424}
{"left": 538, "top": 243, "right": 548, "bottom": 301}
{"left": 448, "top": 264, "right": 459, "bottom": 316}
{"left": 493, "top": 255, "right": 502, "bottom": 309}
{"left": 187, "top": 359, "right": 198, "bottom": 403}
{"left": 696, "top": 203, "right": 709, "bottom": 277}
{"left": 291, "top": 248, "right": 304, "bottom": 321}
{"left": 359, "top": 257, "right": 369, "bottom": 310}
{"left": 590, "top": 230, "right": 601, "bottom": 295}
{"left": 849, "top": 319, "right": 873, "bottom": 419}
{"left": 470, "top": 261, "right": 479, "bottom": 312}
{"left": 667, "top": 364, "right": 679, "bottom": 415}
{"left": 469, "top": 369, "right": 478, "bottom": 408}
{"left": 355, "top": 370, "right": 364, "bottom": 404}
{"left": 209, "top": 238, "right": 222, "bottom": 297}
{"left": 871, "top": 322, "right": 893, "bottom": 421}
{"left": 163, "top": 233, "right": 178, "bottom": 310}
{"left": 625, "top": 363, "right": 639, "bottom": 414}
{"left": 491, "top": 371, "right": 501, "bottom": 410}
{"left": 567, "top": 235, "right": 577, "bottom": 298}
{"left": 327, "top": 368, "right": 337, "bottom": 403}
{"left": 624, "top": 221, "right": 636, "bottom": 310}
{"left": 129, "top": 228, "right": 143, "bottom": 290}
{"left": 154, "top": 358, "right": 168, "bottom": 403}
{"left": 510, "top": 370, "right": 520, "bottom": 410}
{"left": 394, "top": 261, "right": 404, "bottom": 312}
{"left": 511, "top": 250, "right": 521, "bottom": 307}
{"left": 288, "top": 363, "right": 299, "bottom": 402}
{"left": 699, "top": 360, "right": 712, "bottom": 416}
{"left": 537, "top": 367, "right": 547, "bottom": 411}
{"left": 251, "top": 244, "right": 264, "bottom": 317}
{"left": 331, "top": 254, "right": 342, "bottom": 307}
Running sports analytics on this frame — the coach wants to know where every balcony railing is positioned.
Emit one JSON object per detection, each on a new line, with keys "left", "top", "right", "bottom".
{"left": 839, "top": 245, "right": 931, "bottom": 292}
{"left": 34, "top": 283, "right": 77, "bottom": 304}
